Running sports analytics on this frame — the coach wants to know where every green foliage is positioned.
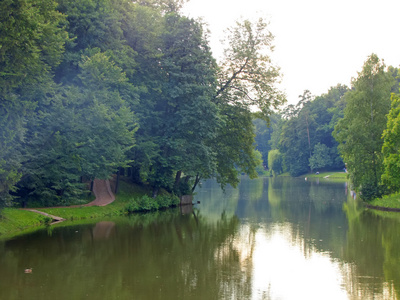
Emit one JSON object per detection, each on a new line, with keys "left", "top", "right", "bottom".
{"left": 309, "top": 143, "right": 332, "bottom": 171}
{"left": 213, "top": 106, "right": 260, "bottom": 187}
{"left": 253, "top": 117, "right": 275, "bottom": 167}
{"left": 277, "top": 86, "right": 347, "bottom": 177}
{"left": 333, "top": 54, "right": 395, "bottom": 200}
{"left": 254, "top": 150, "right": 267, "bottom": 175}
{"left": 125, "top": 194, "right": 180, "bottom": 213}
{"left": 216, "top": 18, "right": 285, "bottom": 117}
{"left": 369, "top": 192, "right": 400, "bottom": 209}
{"left": 1, "top": 0, "right": 285, "bottom": 205}
{"left": 0, "top": 0, "right": 68, "bottom": 204}
{"left": 382, "top": 91, "right": 400, "bottom": 192}
{"left": 211, "top": 18, "right": 285, "bottom": 187}
{"left": 15, "top": 51, "right": 137, "bottom": 205}
{"left": 268, "top": 149, "right": 283, "bottom": 176}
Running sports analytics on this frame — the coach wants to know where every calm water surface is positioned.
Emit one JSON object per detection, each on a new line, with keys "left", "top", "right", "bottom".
{"left": 1, "top": 176, "right": 399, "bottom": 299}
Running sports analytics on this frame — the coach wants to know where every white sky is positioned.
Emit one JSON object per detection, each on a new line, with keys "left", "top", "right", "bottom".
{"left": 182, "top": 0, "right": 400, "bottom": 105}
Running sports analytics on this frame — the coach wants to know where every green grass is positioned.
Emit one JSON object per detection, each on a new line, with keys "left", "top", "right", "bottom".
{"left": 278, "top": 172, "right": 291, "bottom": 177}
{"left": 0, "top": 178, "right": 154, "bottom": 238}
{"left": 0, "top": 208, "right": 48, "bottom": 238}
{"left": 38, "top": 179, "right": 152, "bottom": 220}
{"left": 368, "top": 192, "right": 400, "bottom": 210}
{"left": 303, "top": 171, "right": 348, "bottom": 179}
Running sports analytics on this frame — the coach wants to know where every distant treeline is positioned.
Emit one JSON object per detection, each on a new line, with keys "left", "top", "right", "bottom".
{"left": 254, "top": 54, "right": 400, "bottom": 200}
{"left": 0, "top": 0, "right": 285, "bottom": 207}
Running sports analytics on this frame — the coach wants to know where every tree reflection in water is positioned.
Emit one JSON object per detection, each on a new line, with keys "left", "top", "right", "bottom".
{"left": 0, "top": 177, "right": 400, "bottom": 299}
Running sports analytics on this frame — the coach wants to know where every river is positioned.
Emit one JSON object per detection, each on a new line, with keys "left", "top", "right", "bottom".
{"left": 0, "top": 176, "right": 399, "bottom": 299}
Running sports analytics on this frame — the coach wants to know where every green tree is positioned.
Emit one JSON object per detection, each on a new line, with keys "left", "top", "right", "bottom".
{"left": 334, "top": 54, "right": 395, "bottom": 200}
{"left": 267, "top": 149, "right": 283, "bottom": 176}
{"left": 279, "top": 93, "right": 315, "bottom": 177}
{"left": 213, "top": 18, "right": 285, "bottom": 187}
{"left": 277, "top": 85, "right": 347, "bottom": 177}
{"left": 309, "top": 143, "right": 332, "bottom": 171}
{"left": 381, "top": 90, "right": 400, "bottom": 192}
{"left": 0, "top": 0, "right": 68, "bottom": 204}
{"left": 128, "top": 13, "right": 220, "bottom": 196}
{"left": 253, "top": 118, "right": 273, "bottom": 167}
{"left": 55, "top": 0, "right": 127, "bottom": 83}
{"left": 17, "top": 52, "right": 137, "bottom": 205}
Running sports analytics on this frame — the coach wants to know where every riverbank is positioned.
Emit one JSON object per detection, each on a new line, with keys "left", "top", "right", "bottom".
{"left": 366, "top": 192, "right": 400, "bottom": 211}
{"left": 277, "top": 171, "right": 348, "bottom": 180}
{"left": 0, "top": 178, "right": 181, "bottom": 238}
{"left": 302, "top": 171, "right": 348, "bottom": 179}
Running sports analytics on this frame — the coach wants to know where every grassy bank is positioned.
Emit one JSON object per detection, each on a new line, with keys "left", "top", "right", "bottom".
{"left": 367, "top": 192, "right": 400, "bottom": 210}
{"left": 0, "top": 208, "right": 48, "bottom": 239}
{"left": 0, "top": 178, "right": 181, "bottom": 238}
{"left": 302, "top": 171, "right": 348, "bottom": 179}
{"left": 276, "top": 171, "right": 348, "bottom": 179}
{"left": 37, "top": 180, "right": 143, "bottom": 220}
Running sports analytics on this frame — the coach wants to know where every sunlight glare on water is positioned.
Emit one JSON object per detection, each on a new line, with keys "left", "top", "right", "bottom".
{"left": 250, "top": 223, "right": 348, "bottom": 300}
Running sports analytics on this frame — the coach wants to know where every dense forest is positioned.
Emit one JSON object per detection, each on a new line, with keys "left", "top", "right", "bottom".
{"left": 0, "top": 0, "right": 285, "bottom": 207}
{"left": 255, "top": 54, "right": 400, "bottom": 201}
{"left": 1, "top": 0, "right": 400, "bottom": 208}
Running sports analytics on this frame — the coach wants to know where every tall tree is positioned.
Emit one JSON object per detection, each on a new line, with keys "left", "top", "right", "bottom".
{"left": 17, "top": 52, "right": 137, "bottom": 206}
{"left": 0, "top": 0, "right": 68, "bottom": 204}
{"left": 276, "top": 85, "right": 347, "bottom": 177}
{"left": 334, "top": 54, "right": 395, "bottom": 199}
{"left": 131, "top": 13, "right": 220, "bottom": 195}
{"left": 268, "top": 149, "right": 283, "bottom": 176}
{"left": 213, "top": 18, "right": 285, "bottom": 187}
{"left": 253, "top": 118, "right": 273, "bottom": 167}
{"left": 381, "top": 89, "right": 400, "bottom": 192}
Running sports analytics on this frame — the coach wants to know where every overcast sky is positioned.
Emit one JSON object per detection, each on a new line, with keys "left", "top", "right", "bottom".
{"left": 182, "top": 0, "right": 400, "bottom": 105}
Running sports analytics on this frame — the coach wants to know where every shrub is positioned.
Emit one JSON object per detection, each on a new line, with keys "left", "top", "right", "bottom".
{"left": 124, "top": 194, "right": 180, "bottom": 214}
{"left": 124, "top": 198, "right": 140, "bottom": 213}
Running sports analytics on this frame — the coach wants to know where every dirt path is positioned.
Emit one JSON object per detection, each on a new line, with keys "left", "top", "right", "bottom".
{"left": 85, "top": 179, "right": 115, "bottom": 206}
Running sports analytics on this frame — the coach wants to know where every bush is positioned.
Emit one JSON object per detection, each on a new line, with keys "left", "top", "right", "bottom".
{"left": 138, "top": 195, "right": 159, "bottom": 211}
{"left": 124, "top": 199, "right": 140, "bottom": 213}
{"left": 157, "top": 194, "right": 180, "bottom": 208}
{"left": 124, "top": 194, "right": 180, "bottom": 214}
{"left": 360, "top": 181, "right": 386, "bottom": 201}
{"left": 175, "top": 180, "right": 192, "bottom": 196}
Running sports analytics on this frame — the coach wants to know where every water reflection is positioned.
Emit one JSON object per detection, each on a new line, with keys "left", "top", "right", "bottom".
{"left": 251, "top": 223, "right": 347, "bottom": 300}
{"left": 0, "top": 176, "right": 399, "bottom": 299}
{"left": 197, "top": 176, "right": 399, "bottom": 299}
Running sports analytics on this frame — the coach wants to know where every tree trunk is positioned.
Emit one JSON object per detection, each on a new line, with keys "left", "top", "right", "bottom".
{"left": 152, "top": 186, "right": 159, "bottom": 198}
{"left": 115, "top": 169, "right": 120, "bottom": 194}
{"left": 304, "top": 113, "right": 313, "bottom": 173}
{"left": 184, "top": 176, "right": 191, "bottom": 184}
{"left": 174, "top": 170, "right": 182, "bottom": 191}
{"left": 191, "top": 174, "right": 201, "bottom": 193}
